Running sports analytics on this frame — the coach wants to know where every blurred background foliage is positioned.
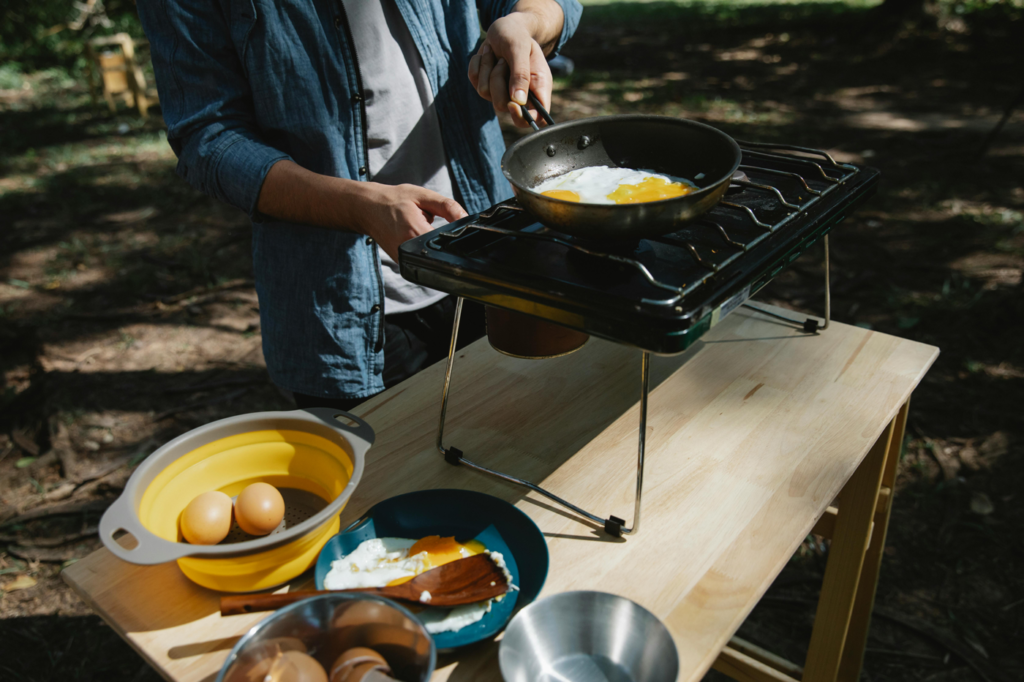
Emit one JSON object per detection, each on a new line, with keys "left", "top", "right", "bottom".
{"left": 0, "top": 0, "right": 144, "bottom": 80}
{"left": 1, "top": 0, "right": 1022, "bottom": 87}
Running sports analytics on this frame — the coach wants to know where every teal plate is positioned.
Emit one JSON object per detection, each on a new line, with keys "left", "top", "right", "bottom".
{"left": 315, "top": 489, "right": 549, "bottom": 650}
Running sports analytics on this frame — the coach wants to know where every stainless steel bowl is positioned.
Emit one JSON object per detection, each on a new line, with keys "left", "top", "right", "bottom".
{"left": 217, "top": 594, "right": 436, "bottom": 682}
{"left": 499, "top": 591, "right": 678, "bottom": 682}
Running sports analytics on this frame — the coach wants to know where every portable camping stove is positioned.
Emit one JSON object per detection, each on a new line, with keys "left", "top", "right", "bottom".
{"left": 399, "top": 142, "right": 880, "bottom": 537}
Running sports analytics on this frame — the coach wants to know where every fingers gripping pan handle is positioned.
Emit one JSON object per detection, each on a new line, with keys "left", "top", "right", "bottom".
{"left": 99, "top": 491, "right": 192, "bottom": 565}
{"left": 518, "top": 90, "right": 556, "bottom": 132}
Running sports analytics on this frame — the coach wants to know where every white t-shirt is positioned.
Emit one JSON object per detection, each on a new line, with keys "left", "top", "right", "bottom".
{"left": 341, "top": 0, "right": 451, "bottom": 315}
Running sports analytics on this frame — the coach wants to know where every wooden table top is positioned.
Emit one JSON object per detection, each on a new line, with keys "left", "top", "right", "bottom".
{"left": 63, "top": 303, "right": 938, "bottom": 682}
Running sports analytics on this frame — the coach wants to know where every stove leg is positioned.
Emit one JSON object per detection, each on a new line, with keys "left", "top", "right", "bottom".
{"left": 741, "top": 233, "right": 832, "bottom": 333}
{"left": 822, "top": 234, "right": 831, "bottom": 331}
{"left": 611, "top": 350, "right": 650, "bottom": 537}
{"left": 435, "top": 297, "right": 463, "bottom": 460}
{"left": 434, "top": 303, "right": 650, "bottom": 538}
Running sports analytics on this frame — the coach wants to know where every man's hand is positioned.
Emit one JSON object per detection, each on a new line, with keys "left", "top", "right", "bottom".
{"left": 468, "top": 1, "right": 565, "bottom": 128}
{"left": 354, "top": 183, "right": 467, "bottom": 261}
{"left": 256, "top": 160, "right": 467, "bottom": 261}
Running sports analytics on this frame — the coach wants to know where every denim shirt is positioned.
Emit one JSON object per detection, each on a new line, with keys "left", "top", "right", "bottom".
{"left": 137, "top": 0, "right": 582, "bottom": 399}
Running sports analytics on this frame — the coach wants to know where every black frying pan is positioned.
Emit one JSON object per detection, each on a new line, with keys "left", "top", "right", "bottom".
{"left": 500, "top": 95, "right": 742, "bottom": 240}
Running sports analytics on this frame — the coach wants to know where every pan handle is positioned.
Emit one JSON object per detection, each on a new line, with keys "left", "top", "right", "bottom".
{"left": 518, "top": 90, "right": 556, "bottom": 132}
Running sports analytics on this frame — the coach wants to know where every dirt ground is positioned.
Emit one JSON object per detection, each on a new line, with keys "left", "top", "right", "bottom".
{"left": 1, "top": 2, "right": 1022, "bottom": 681}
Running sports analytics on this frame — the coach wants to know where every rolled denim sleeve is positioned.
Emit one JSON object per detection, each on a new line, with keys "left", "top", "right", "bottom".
{"left": 479, "top": 0, "right": 584, "bottom": 56}
{"left": 137, "top": 0, "right": 290, "bottom": 219}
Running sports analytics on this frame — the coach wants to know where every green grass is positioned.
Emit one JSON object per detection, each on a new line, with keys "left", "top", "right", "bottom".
{"left": 0, "top": 63, "right": 26, "bottom": 89}
{"left": 576, "top": 0, "right": 1024, "bottom": 34}
{"left": 577, "top": 0, "right": 884, "bottom": 29}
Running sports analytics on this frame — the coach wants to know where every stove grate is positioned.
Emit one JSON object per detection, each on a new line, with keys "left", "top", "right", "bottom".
{"left": 427, "top": 143, "right": 858, "bottom": 309}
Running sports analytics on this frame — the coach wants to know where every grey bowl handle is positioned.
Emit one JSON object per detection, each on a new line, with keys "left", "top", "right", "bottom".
{"left": 99, "top": 490, "right": 190, "bottom": 565}
{"left": 301, "top": 407, "right": 376, "bottom": 451}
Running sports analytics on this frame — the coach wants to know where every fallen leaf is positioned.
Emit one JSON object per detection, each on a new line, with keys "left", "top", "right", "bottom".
{"left": 970, "top": 491, "right": 994, "bottom": 515}
{"left": 958, "top": 444, "right": 984, "bottom": 472}
{"left": 14, "top": 456, "right": 37, "bottom": 469}
{"left": 44, "top": 481, "right": 76, "bottom": 502}
{"left": 2, "top": 574, "right": 37, "bottom": 592}
{"left": 964, "top": 633, "right": 988, "bottom": 659}
{"left": 978, "top": 431, "right": 1010, "bottom": 460}
{"left": 99, "top": 206, "right": 158, "bottom": 224}
{"left": 928, "top": 440, "right": 960, "bottom": 481}
{"left": 11, "top": 430, "right": 40, "bottom": 456}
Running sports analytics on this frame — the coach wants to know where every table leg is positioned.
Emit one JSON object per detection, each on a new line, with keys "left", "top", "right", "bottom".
{"left": 835, "top": 399, "right": 909, "bottom": 681}
{"left": 712, "top": 400, "right": 909, "bottom": 682}
{"left": 802, "top": 401, "right": 905, "bottom": 682}
{"left": 716, "top": 637, "right": 805, "bottom": 682}
{"left": 120, "top": 37, "right": 150, "bottom": 119}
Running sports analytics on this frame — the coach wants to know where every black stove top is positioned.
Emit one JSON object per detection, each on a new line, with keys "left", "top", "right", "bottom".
{"left": 399, "top": 143, "right": 880, "bottom": 354}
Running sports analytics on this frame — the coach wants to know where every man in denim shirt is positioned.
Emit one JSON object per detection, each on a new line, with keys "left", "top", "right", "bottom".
{"left": 137, "top": 0, "right": 582, "bottom": 409}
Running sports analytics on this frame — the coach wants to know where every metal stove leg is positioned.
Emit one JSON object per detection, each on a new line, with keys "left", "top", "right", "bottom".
{"left": 616, "top": 350, "right": 649, "bottom": 536}
{"left": 741, "top": 233, "right": 832, "bottom": 333}
{"left": 822, "top": 234, "right": 831, "bottom": 331}
{"left": 434, "top": 297, "right": 650, "bottom": 537}
{"left": 435, "top": 297, "right": 463, "bottom": 462}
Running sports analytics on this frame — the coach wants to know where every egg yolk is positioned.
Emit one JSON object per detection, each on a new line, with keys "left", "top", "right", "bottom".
{"left": 386, "top": 535, "right": 486, "bottom": 585}
{"left": 606, "top": 176, "right": 695, "bottom": 204}
{"left": 540, "top": 189, "right": 581, "bottom": 202}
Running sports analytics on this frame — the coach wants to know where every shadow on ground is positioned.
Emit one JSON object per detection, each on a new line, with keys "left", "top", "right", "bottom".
{"left": 0, "top": 615, "right": 164, "bottom": 682}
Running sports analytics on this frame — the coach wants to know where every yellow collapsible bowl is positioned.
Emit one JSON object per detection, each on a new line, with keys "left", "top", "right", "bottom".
{"left": 99, "top": 408, "right": 371, "bottom": 592}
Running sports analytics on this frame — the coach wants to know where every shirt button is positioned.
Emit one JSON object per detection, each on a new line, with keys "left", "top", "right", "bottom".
{"left": 366, "top": 237, "right": 374, "bottom": 245}
{"left": 359, "top": 166, "right": 367, "bottom": 175}
{"left": 352, "top": 93, "right": 363, "bottom": 103}
{"left": 334, "top": 15, "right": 342, "bottom": 27}
{"left": 371, "top": 304, "right": 381, "bottom": 313}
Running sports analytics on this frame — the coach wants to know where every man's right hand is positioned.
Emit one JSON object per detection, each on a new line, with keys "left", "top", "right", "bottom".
{"left": 468, "top": 1, "right": 565, "bottom": 128}
{"left": 256, "top": 160, "right": 467, "bottom": 261}
{"left": 353, "top": 183, "right": 468, "bottom": 260}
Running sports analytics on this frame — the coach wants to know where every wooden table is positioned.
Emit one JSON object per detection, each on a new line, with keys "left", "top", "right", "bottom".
{"left": 64, "top": 303, "right": 937, "bottom": 682}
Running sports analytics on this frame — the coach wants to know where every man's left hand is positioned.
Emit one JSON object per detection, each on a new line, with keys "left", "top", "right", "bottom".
{"left": 468, "top": 9, "right": 558, "bottom": 128}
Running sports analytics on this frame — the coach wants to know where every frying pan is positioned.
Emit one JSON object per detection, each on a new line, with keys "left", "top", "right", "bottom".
{"left": 501, "top": 94, "right": 742, "bottom": 240}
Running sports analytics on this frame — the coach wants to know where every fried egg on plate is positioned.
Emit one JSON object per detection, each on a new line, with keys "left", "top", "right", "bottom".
{"left": 322, "top": 536, "right": 515, "bottom": 634}
{"left": 532, "top": 165, "right": 698, "bottom": 204}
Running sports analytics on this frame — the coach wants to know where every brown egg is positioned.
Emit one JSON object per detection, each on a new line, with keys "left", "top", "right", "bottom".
{"left": 234, "top": 482, "right": 285, "bottom": 536}
{"left": 329, "top": 647, "right": 391, "bottom": 682}
{"left": 180, "top": 491, "right": 233, "bottom": 545}
{"left": 332, "top": 661, "right": 393, "bottom": 682}
{"left": 225, "top": 638, "right": 308, "bottom": 682}
{"left": 265, "top": 650, "right": 328, "bottom": 682}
